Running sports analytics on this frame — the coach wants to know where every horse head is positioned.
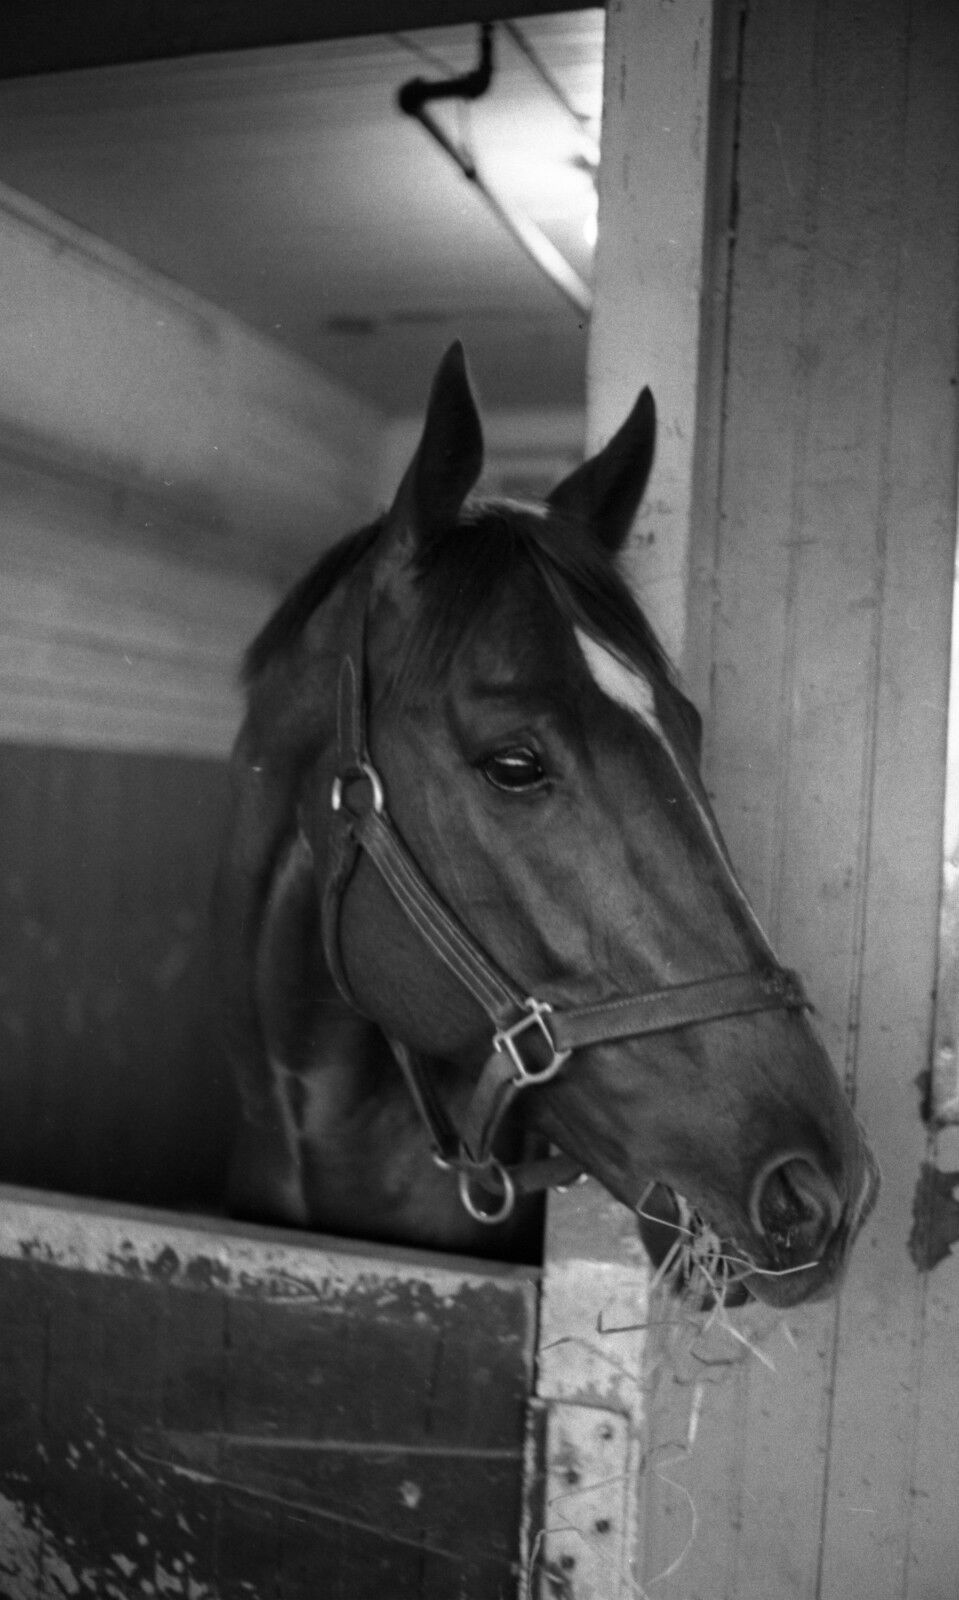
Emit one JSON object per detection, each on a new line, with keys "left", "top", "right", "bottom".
{"left": 223, "top": 343, "right": 878, "bottom": 1306}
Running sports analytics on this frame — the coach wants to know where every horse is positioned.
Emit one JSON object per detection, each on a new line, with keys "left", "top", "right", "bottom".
{"left": 212, "top": 341, "right": 878, "bottom": 1304}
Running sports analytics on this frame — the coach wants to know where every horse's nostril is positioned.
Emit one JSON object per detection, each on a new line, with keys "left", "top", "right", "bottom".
{"left": 750, "top": 1154, "right": 842, "bottom": 1257}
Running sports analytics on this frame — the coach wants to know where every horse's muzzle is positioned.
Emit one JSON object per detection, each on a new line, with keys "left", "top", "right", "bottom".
{"left": 745, "top": 1143, "right": 880, "bottom": 1305}
{"left": 748, "top": 1151, "right": 845, "bottom": 1263}
{"left": 638, "top": 1143, "right": 879, "bottom": 1309}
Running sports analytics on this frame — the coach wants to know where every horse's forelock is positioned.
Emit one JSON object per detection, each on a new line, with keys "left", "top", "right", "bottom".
{"left": 240, "top": 496, "right": 679, "bottom": 714}
{"left": 399, "top": 498, "right": 678, "bottom": 700}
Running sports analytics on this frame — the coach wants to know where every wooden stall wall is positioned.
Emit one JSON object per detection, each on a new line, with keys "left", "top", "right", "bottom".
{"left": 0, "top": 1191, "right": 537, "bottom": 1600}
{"left": 0, "top": 183, "right": 384, "bottom": 1212}
{"left": 633, "top": 1, "right": 959, "bottom": 1597}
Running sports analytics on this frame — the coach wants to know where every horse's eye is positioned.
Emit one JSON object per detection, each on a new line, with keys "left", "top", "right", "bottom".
{"left": 481, "top": 746, "right": 547, "bottom": 794}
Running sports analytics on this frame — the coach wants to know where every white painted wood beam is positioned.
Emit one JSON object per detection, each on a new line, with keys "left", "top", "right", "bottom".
{"left": 532, "top": 5, "right": 719, "bottom": 1597}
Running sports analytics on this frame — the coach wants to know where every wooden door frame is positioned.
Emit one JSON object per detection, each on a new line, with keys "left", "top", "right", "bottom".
{"left": 532, "top": 4, "right": 959, "bottom": 1599}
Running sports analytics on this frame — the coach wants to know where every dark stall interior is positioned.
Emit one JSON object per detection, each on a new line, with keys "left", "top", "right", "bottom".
{"left": 0, "top": 745, "right": 235, "bottom": 1209}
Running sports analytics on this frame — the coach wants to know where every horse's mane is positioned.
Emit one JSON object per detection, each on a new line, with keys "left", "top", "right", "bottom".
{"left": 242, "top": 521, "right": 382, "bottom": 684}
{"left": 243, "top": 499, "right": 678, "bottom": 697}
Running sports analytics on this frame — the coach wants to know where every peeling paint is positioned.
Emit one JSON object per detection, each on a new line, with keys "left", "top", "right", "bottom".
{"left": 908, "top": 1161, "right": 959, "bottom": 1270}
{"left": 0, "top": 1189, "right": 536, "bottom": 1329}
{"left": 0, "top": 1188, "right": 534, "bottom": 1596}
{"left": 537, "top": 1258, "right": 648, "bottom": 1422}
{"left": 0, "top": 1485, "right": 226, "bottom": 1600}
{"left": 0, "top": 1493, "right": 202, "bottom": 1600}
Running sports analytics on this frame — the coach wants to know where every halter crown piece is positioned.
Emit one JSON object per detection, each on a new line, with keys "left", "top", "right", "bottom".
{"left": 319, "top": 559, "right": 809, "bottom": 1224}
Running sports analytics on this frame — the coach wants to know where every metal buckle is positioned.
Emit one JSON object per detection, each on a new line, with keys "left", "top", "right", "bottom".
{"left": 330, "top": 761, "right": 385, "bottom": 816}
{"left": 493, "top": 998, "right": 571, "bottom": 1085}
{"left": 458, "top": 1159, "right": 516, "bottom": 1225}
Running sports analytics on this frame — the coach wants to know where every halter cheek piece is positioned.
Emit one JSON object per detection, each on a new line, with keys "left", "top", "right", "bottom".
{"left": 320, "top": 574, "right": 809, "bottom": 1225}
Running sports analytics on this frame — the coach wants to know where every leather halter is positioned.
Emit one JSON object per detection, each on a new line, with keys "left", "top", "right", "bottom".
{"left": 318, "top": 559, "right": 809, "bottom": 1224}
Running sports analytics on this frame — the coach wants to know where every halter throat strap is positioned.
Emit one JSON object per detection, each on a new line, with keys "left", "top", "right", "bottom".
{"left": 319, "top": 569, "right": 809, "bottom": 1220}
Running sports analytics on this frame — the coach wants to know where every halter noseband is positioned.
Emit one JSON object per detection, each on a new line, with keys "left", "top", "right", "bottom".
{"left": 318, "top": 565, "right": 809, "bottom": 1224}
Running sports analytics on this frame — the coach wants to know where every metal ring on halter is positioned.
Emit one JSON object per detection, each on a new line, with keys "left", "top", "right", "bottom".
{"left": 458, "top": 1160, "right": 516, "bottom": 1225}
{"left": 331, "top": 761, "right": 385, "bottom": 816}
{"left": 493, "top": 998, "right": 571, "bottom": 1084}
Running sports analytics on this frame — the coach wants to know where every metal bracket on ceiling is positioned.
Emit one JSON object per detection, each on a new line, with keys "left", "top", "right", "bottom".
{"left": 397, "top": 23, "right": 593, "bottom": 319}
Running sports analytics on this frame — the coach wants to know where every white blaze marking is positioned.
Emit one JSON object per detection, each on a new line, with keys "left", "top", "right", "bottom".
{"left": 576, "top": 628, "right": 779, "bottom": 958}
{"left": 575, "top": 628, "right": 663, "bottom": 737}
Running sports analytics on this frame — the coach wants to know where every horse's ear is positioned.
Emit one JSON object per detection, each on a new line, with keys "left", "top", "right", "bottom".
{"left": 390, "top": 341, "right": 484, "bottom": 547}
{"left": 548, "top": 386, "right": 655, "bottom": 553}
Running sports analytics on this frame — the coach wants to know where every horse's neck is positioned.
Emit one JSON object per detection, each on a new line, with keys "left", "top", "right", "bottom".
{"left": 275, "top": 1011, "right": 502, "bottom": 1251}
{"left": 252, "top": 827, "right": 536, "bottom": 1250}
{"left": 291, "top": 1035, "right": 542, "bottom": 1258}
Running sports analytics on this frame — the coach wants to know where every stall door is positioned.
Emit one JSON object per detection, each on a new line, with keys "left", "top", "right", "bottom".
{"left": 0, "top": 1191, "right": 538, "bottom": 1599}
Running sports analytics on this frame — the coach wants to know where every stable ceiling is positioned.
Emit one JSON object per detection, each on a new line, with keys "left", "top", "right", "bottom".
{"left": 0, "top": 10, "right": 603, "bottom": 416}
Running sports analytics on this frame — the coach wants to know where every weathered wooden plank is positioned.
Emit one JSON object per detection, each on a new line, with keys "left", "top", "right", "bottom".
{"left": 731, "top": 2, "right": 914, "bottom": 1592}
{"left": 685, "top": 0, "right": 744, "bottom": 713}
{"left": 0, "top": 1264, "right": 48, "bottom": 1598}
{"left": 0, "top": 1191, "right": 538, "bottom": 1600}
{"left": 639, "top": 1, "right": 959, "bottom": 1597}
{"left": 697, "top": 0, "right": 820, "bottom": 935}
{"left": 815, "top": 0, "right": 959, "bottom": 1591}
{"left": 157, "top": 1285, "right": 234, "bottom": 1598}
{"left": 909, "top": 1127, "right": 959, "bottom": 1593}
{"left": 628, "top": 0, "right": 791, "bottom": 1587}
{"left": 39, "top": 1272, "right": 166, "bottom": 1596}
{"left": 588, "top": 0, "right": 717, "bottom": 663}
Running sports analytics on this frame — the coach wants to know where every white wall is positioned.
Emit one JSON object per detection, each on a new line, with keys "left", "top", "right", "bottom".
{"left": 0, "top": 183, "right": 384, "bottom": 757}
